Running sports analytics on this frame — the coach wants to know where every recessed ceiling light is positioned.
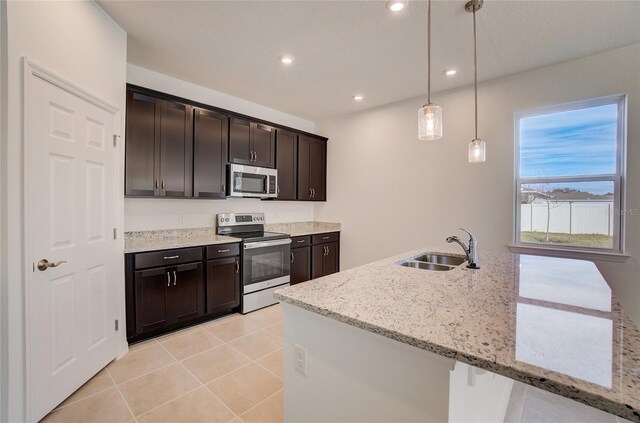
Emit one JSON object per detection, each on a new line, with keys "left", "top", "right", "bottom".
{"left": 353, "top": 95, "right": 364, "bottom": 101}
{"left": 444, "top": 68, "right": 458, "bottom": 76}
{"left": 386, "top": 1, "right": 406, "bottom": 12}
{"left": 280, "top": 56, "right": 294, "bottom": 65}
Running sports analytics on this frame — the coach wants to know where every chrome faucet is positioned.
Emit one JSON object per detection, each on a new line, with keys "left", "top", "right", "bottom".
{"left": 446, "top": 228, "right": 479, "bottom": 269}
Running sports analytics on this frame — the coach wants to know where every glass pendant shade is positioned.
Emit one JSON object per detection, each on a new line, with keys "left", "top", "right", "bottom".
{"left": 418, "top": 103, "right": 443, "bottom": 140}
{"left": 468, "top": 138, "right": 486, "bottom": 163}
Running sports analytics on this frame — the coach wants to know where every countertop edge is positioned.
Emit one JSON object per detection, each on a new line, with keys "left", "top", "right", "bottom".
{"left": 124, "top": 237, "right": 242, "bottom": 254}
{"left": 273, "top": 294, "right": 640, "bottom": 422}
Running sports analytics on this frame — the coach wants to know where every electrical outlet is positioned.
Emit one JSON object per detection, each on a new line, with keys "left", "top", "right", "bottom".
{"left": 294, "top": 343, "right": 307, "bottom": 375}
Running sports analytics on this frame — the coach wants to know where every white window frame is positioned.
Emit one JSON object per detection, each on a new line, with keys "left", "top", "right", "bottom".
{"left": 513, "top": 94, "right": 627, "bottom": 258}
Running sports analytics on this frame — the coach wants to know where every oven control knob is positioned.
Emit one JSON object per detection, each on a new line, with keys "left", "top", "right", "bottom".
{"left": 225, "top": 218, "right": 229, "bottom": 222}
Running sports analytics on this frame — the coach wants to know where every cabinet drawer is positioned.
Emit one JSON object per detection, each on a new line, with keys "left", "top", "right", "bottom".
{"left": 206, "top": 243, "right": 240, "bottom": 259}
{"left": 312, "top": 232, "right": 340, "bottom": 244}
{"left": 291, "top": 236, "right": 311, "bottom": 247}
{"left": 134, "top": 247, "right": 203, "bottom": 270}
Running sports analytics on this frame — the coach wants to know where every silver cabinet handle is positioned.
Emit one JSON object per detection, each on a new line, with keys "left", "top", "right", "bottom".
{"left": 155, "top": 178, "right": 159, "bottom": 191}
{"left": 37, "top": 259, "right": 67, "bottom": 271}
{"left": 235, "top": 260, "right": 240, "bottom": 274}
{"left": 322, "top": 236, "right": 329, "bottom": 240}
{"left": 164, "top": 255, "right": 179, "bottom": 260}
{"left": 161, "top": 178, "right": 165, "bottom": 191}
{"left": 291, "top": 252, "right": 294, "bottom": 263}
{"left": 255, "top": 151, "right": 258, "bottom": 162}
{"left": 277, "top": 186, "right": 280, "bottom": 195}
{"left": 167, "top": 272, "right": 170, "bottom": 287}
{"left": 217, "top": 249, "right": 230, "bottom": 253}
{"left": 296, "top": 239, "right": 305, "bottom": 243}
{"left": 309, "top": 188, "right": 312, "bottom": 198}
{"left": 173, "top": 270, "right": 177, "bottom": 286}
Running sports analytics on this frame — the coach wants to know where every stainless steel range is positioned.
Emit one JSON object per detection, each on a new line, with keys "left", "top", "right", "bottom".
{"left": 216, "top": 213, "right": 291, "bottom": 313}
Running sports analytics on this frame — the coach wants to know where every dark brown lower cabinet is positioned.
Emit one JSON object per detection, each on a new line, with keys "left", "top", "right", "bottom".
{"left": 133, "top": 262, "right": 204, "bottom": 339}
{"left": 206, "top": 257, "right": 240, "bottom": 314}
{"left": 290, "top": 246, "right": 311, "bottom": 285}
{"left": 312, "top": 242, "right": 340, "bottom": 279}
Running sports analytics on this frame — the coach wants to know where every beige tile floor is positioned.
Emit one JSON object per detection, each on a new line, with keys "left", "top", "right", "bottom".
{"left": 42, "top": 304, "right": 284, "bottom": 423}
{"left": 41, "top": 303, "right": 631, "bottom": 423}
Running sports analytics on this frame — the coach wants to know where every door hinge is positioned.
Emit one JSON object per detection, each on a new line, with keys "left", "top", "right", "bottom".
{"left": 113, "top": 228, "right": 117, "bottom": 240}
{"left": 113, "top": 134, "right": 121, "bottom": 147}
{"left": 115, "top": 319, "right": 119, "bottom": 331}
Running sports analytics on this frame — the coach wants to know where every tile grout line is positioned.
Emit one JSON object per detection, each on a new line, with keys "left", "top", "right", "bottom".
{"left": 156, "top": 336, "right": 241, "bottom": 423}
{"left": 106, "top": 366, "right": 139, "bottom": 423}
{"left": 237, "top": 388, "right": 284, "bottom": 421}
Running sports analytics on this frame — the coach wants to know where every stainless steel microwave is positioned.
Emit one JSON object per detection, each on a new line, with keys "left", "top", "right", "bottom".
{"left": 227, "top": 164, "right": 278, "bottom": 199}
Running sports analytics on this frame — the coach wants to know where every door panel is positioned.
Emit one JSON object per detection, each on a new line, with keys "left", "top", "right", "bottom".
{"left": 309, "top": 139, "right": 326, "bottom": 201}
{"left": 276, "top": 129, "right": 297, "bottom": 200}
{"left": 229, "top": 116, "right": 252, "bottom": 165}
{"left": 297, "top": 136, "right": 311, "bottom": 200}
{"left": 324, "top": 242, "right": 340, "bottom": 276}
{"left": 125, "top": 91, "right": 159, "bottom": 196}
{"left": 206, "top": 257, "right": 240, "bottom": 314}
{"left": 290, "top": 247, "right": 310, "bottom": 285}
{"left": 159, "top": 100, "right": 193, "bottom": 197}
{"left": 311, "top": 244, "right": 325, "bottom": 279}
{"left": 172, "top": 262, "right": 205, "bottom": 325}
{"left": 252, "top": 123, "right": 276, "bottom": 168}
{"left": 29, "top": 74, "right": 118, "bottom": 420}
{"left": 134, "top": 267, "right": 172, "bottom": 336}
{"left": 194, "top": 108, "right": 228, "bottom": 198}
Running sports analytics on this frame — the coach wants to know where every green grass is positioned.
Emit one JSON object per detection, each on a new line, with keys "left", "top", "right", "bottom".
{"left": 520, "top": 231, "right": 613, "bottom": 249}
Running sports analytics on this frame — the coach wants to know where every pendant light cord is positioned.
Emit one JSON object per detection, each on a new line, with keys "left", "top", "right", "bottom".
{"left": 427, "top": 0, "right": 432, "bottom": 105}
{"left": 473, "top": 6, "right": 478, "bottom": 140}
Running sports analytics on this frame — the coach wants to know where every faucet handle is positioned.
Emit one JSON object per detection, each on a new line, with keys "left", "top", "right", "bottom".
{"left": 458, "top": 227, "right": 477, "bottom": 243}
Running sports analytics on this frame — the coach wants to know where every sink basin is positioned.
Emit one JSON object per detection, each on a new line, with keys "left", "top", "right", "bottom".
{"left": 412, "top": 254, "right": 466, "bottom": 266}
{"left": 397, "top": 252, "right": 467, "bottom": 271}
{"left": 400, "top": 261, "right": 457, "bottom": 271}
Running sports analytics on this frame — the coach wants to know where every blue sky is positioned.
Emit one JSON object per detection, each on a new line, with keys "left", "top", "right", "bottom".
{"left": 519, "top": 103, "right": 617, "bottom": 194}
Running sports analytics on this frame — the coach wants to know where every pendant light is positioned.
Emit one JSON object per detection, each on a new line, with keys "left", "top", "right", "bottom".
{"left": 466, "top": 0, "right": 486, "bottom": 163}
{"left": 418, "top": 0, "right": 442, "bottom": 140}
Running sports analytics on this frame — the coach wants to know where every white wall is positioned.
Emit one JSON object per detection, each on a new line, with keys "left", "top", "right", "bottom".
{"left": 2, "top": 2, "right": 126, "bottom": 421}
{"left": 314, "top": 44, "right": 640, "bottom": 323}
{"left": 124, "top": 64, "right": 317, "bottom": 231}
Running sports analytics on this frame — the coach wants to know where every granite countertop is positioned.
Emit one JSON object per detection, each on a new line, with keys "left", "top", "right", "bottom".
{"left": 124, "top": 228, "right": 241, "bottom": 253}
{"left": 265, "top": 221, "right": 340, "bottom": 237}
{"left": 274, "top": 249, "right": 640, "bottom": 421}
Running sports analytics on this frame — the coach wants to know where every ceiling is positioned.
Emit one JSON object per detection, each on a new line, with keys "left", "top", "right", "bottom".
{"left": 98, "top": 0, "right": 640, "bottom": 121}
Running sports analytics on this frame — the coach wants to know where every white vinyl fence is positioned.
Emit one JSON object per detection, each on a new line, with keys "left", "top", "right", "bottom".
{"left": 521, "top": 200, "right": 614, "bottom": 235}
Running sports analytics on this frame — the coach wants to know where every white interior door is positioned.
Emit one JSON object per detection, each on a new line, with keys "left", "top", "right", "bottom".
{"left": 27, "top": 70, "right": 119, "bottom": 421}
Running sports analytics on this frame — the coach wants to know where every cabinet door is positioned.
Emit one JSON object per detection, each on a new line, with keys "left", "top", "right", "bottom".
{"left": 159, "top": 100, "right": 193, "bottom": 197}
{"left": 194, "top": 108, "right": 229, "bottom": 198}
{"left": 125, "top": 91, "right": 160, "bottom": 197}
{"left": 229, "top": 116, "right": 253, "bottom": 165}
{"left": 252, "top": 123, "right": 276, "bottom": 168}
{"left": 311, "top": 244, "right": 325, "bottom": 279}
{"left": 276, "top": 129, "right": 297, "bottom": 200}
{"left": 172, "top": 262, "right": 204, "bottom": 326}
{"left": 206, "top": 257, "right": 240, "bottom": 314}
{"left": 290, "top": 247, "right": 310, "bottom": 285}
{"left": 297, "top": 136, "right": 311, "bottom": 200}
{"left": 309, "top": 138, "right": 326, "bottom": 201}
{"left": 134, "top": 267, "right": 172, "bottom": 337}
{"left": 324, "top": 242, "right": 340, "bottom": 276}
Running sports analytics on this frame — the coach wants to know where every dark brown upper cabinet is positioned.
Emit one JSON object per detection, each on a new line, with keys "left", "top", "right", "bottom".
{"left": 298, "top": 135, "right": 326, "bottom": 201}
{"left": 125, "top": 88, "right": 193, "bottom": 197}
{"left": 193, "top": 108, "right": 229, "bottom": 199}
{"left": 229, "top": 116, "right": 276, "bottom": 168}
{"left": 275, "top": 129, "right": 298, "bottom": 200}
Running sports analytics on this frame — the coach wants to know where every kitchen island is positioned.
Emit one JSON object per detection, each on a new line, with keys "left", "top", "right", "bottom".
{"left": 274, "top": 250, "right": 640, "bottom": 422}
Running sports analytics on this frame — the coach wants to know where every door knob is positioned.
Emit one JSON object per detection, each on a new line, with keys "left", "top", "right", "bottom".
{"left": 37, "top": 259, "right": 68, "bottom": 271}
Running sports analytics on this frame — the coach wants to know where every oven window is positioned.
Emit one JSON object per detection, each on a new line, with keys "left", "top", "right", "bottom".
{"left": 234, "top": 173, "right": 266, "bottom": 193}
{"left": 250, "top": 251, "right": 284, "bottom": 282}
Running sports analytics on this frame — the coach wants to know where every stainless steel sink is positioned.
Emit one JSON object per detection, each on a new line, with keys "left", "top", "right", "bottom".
{"left": 397, "top": 253, "right": 466, "bottom": 271}
{"left": 412, "top": 254, "right": 466, "bottom": 266}
{"left": 399, "top": 261, "right": 457, "bottom": 271}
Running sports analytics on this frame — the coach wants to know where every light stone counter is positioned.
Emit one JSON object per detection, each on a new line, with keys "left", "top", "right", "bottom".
{"left": 274, "top": 249, "right": 640, "bottom": 422}
{"left": 265, "top": 221, "right": 340, "bottom": 237}
{"left": 124, "top": 228, "right": 241, "bottom": 253}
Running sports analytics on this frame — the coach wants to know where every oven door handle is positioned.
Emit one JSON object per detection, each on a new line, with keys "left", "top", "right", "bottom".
{"left": 244, "top": 238, "right": 292, "bottom": 249}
